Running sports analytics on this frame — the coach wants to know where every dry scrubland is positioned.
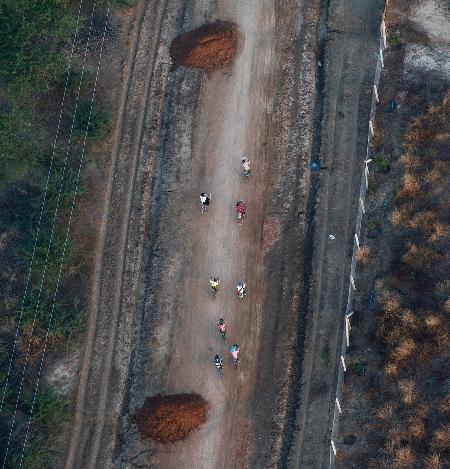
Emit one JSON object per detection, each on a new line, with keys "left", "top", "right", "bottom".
{"left": 337, "top": 1, "right": 450, "bottom": 466}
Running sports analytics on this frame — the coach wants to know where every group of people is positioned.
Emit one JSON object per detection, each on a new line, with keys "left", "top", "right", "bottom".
{"left": 200, "top": 158, "right": 252, "bottom": 378}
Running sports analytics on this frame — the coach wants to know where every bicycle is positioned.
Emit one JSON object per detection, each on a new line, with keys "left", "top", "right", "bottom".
{"left": 215, "top": 355, "right": 224, "bottom": 378}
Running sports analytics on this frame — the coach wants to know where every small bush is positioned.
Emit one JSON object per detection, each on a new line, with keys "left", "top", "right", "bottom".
{"left": 425, "top": 453, "right": 442, "bottom": 469}
{"left": 72, "top": 100, "right": 111, "bottom": 141}
{"left": 398, "top": 174, "right": 421, "bottom": 198}
{"left": 356, "top": 245, "right": 370, "bottom": 264}
{"left": 393, "top": 446, "right": 415, "bottom": 468}
{"left": 390, "top": 203, "right": 414, "bottom": 227}
{"left": 389, "top": 35, "right": 401, "bottom": 47}
{"left": 392, "top": 338, "right": 416, "bottom": 361}
{"left": 374, "top": 154, "right": 391, "bottom": 173}
{"left": 432, "top": 426, "right": 450, "bottom": 449}
{"left": 398, "top": 379, "right": 416, "bottom": 405}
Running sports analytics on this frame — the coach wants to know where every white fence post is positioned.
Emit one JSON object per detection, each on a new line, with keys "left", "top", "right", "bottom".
{"left": 381, "top": 20, "right": 387, "bottom": 49}
{"left": 369, "top": 120, "right": 374, "bottom": 136}
{"left": 354, "top": 233, "right": 360, "bottom": 248}
{"left": 373, "top": 84, "right": 379, "bottom": 102}
{"left": 379, "top": 48, "right": 384, "bottom": 67}
{"left": 341, "top": 355, "right": 346, "bottom": 372}
{"left": 345, "top": 316, "right": 350, "bottom": 347}
{"left": 336, "top": 397, "right": 342, "bottom": 414}
{"left": 359, "top": 196, "right": 365, "bottom": 213}
{"left": 350, "top": 275, "right": 356, "bottom": 290}
{"left": 331, "top": 440, "right": 337, "bottom": 456}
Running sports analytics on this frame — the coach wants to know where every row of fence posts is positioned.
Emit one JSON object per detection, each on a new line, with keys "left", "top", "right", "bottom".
{"left": 328, "top": 2, "right": 389, "bottom": 467}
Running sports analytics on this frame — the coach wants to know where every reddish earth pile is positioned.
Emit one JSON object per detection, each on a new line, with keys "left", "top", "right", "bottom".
{"left": 132, "top": 393, "right": 208, "bottom": 444}
{"left": 170, "top": 20, "right": 239, "bottom": 71}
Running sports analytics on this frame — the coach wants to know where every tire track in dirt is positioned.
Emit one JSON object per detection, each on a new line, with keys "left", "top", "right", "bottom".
{"left": 64, "top": 1, "right": 170, "bottom": 467}
{"left": 285, "top": 1, "right": 385, "bottom": 468}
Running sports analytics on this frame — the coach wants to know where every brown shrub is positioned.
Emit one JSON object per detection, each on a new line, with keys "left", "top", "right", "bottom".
{"left": 392, "top": 338, "right": 416, "bottom": 361}
{"left": 393, "top": 446, "right": 415, "bottom": 468}
{"left": 398, "top": 379, "right": 416, "bottom": 405}
{"left": 425, "top": 314, "right": 443, "bottom": 329}
{"left": 432, "top": 425, "right": 450, "bottom": 449}
{"left": 132, "top": 393, "right": 208, "bottom": 444}
{"left": 398, "top": 174, "right": 421, "bottom": 198}
{"left": 409, "top": 417, "right": 426, "bottom": 440}
{"left": 425, "top": 453, "right": 442, "bottom": 469}
{"left": 375, "top": 403, "right": 395, "bottom": 421}
{"left": 445, "top": 298, "right": 450, "bottom": 313}
{"left": 385, "top": 362, "right": 399, "bottom": 376}
{"left": 383, "top": 292, "right": 402, "bottom": 314}
{"left": 429, "top": 222, "right": 449, "bottom": 242}
{"left": 425, "top": 161, "right": 448, "bottom": 185}
{"left": 390, "top": 203, "right": 415, "bottom": 227}
{"left": 409, "top": 210, "right": 436, "bottom": 229}
{"left": 401, "top": 242, "right": 437, "bottom": 270}
{"left": 439, "top": 394, "right": 450, "bottom": 413}
{"left": 356, "top": 245, "right": 370, "bottom": 264}
{"left": 399, "top": 153, "right": 418, "bottom": 171}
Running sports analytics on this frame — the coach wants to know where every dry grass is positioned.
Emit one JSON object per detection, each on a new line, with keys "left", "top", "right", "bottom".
{"left": 374, "top": 403, "right": 395, "bottom": 420}
{"left": 383, "top": 292, "right": 402, "bottom": 314}
{"left": 432, "top": 425, "right": 450, "bottom": 449}
{"left": 392, "top": 338, "right": 416, "bottom": 361}
{"left": 398, "top": 379, "right": 416, "bottom": 405}
{"left": 429, "top": 222, "right": 449, "bottom": 242}
{"left": 398, "top": 174, "right": 421, "bottom": 198}
{"left": 409, "top": 417, "right": 426, "bottom": 440}
{"left": 445, "top": 298, "right": 450, "bottom": 313}
{"left": 409, "top": 210, "right": 436, "bottom": 229}
{"left": 439, "top": 394, "right": 450, "bottom": 413}
{"left": 425, "top": 314, "right": 443, "bottom": 329}
{"left": 399, "top": 153, "right": 418, "bottom": 171}
{"left": 393, "top": 446, "right": 415, "bottom": 468}
{"left": 356, "top": 245, "right": 370, "bottom": 264}
{"left": 384, "top": 362, "right": 398, "bottom": 376}
{"left": 425, "top": 453, "right": 442, "bottom": 469}
{"left": 425, "top": 161, "right": 448, "bottom": 185}
{"left": 390, "top": 203, "right": 414, "bottom": 227}
{"left": 401, "top": 242, "right": 437, "bottom": 270}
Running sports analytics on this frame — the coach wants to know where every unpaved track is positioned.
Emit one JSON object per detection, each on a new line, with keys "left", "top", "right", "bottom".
{"left": 285, "top": 1, "right": 385, "bottom": 468}
{"left": 65, "top": 1, "right": 173, "bottom": 467}
{"left": 120, "top": 1, "right": 276, "bottom": 467}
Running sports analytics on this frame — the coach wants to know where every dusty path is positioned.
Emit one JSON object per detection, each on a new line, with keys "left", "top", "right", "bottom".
{"left": 120, "top": 1, "right": 276, "bottom": 467}
{"left": 65, "top": 0, "right": 325, "bottom": 466}
{"left": 285, "top": 1, "right": 385, "bottom": 468}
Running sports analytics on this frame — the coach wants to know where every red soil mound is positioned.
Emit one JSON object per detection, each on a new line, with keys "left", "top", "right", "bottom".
{"left": 132, "top": 393, "right": 208, "bottom": 444}
{"left": 170, "top": 20, "right": 239, "bottom": 71}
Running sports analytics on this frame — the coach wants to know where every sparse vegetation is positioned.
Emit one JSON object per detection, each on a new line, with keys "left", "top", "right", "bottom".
{"left": 340, "top": 93, "right": 450, "bottom": 468}
{"left": 0, "top": 0, "right": 113, "bottom": 466}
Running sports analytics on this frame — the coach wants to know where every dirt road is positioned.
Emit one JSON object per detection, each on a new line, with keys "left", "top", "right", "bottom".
{"left": 64, "top": 0, "right": 386, "bottom": 467}
{"left": 119, "top": 1, "right": 277, "bottom": 467}
{"left": 64, "top": 0, "right": 318, "bottom": 466}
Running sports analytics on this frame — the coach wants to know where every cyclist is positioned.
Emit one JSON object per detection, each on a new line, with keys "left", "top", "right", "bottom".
{"left": 217, "top": 318, "right": 227, "bottom": 342}
{"left": 210, "top": 277, "right": 220, "bottom": 298}
{"left": 241, "top": 157, "right": 251, "bottom": 177}
{"left": 215, "top": 354, "right": 224, "bottom": 376}
{"left": 230, "top": 344, "right": 240, "bottom": 367}
{"left": 200, "top": 192, "right": 211, "bottom": 206}
{"left": 236, "top": 281, "right": 246, "bottom": 300}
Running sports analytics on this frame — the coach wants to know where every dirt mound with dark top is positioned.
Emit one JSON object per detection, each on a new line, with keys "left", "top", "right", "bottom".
{"left": 170, "top": 20, "right": 239, "bottom": 71}
{"left": 132, "top": 393, "right": 208, "bottom": 444}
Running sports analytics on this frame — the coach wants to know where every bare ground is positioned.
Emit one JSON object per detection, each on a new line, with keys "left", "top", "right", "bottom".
{"left": 63, "top": 0, "right": 388, "bottom": 468}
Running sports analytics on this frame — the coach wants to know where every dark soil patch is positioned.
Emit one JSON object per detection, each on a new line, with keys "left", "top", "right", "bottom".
{"left": 170, "top": 20, "right": 239, "bottom": 71}
{"left": 132, "top": 393, "right": 208, "bottom": 444}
